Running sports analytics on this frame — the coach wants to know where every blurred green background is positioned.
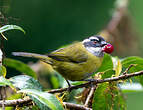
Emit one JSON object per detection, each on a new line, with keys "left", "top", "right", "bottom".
{"left": 1, "top": 0, "right": 114, "bottom": 54}
{"left": 1, "top": 0, "right": 143, "bottom": 109}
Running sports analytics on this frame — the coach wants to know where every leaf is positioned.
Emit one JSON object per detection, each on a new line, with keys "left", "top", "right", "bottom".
{"left": 92, "top": 83, "right": 109, "bottom": 110}
{"left": 7, "top": 93, "right": 22, "bottom": 100}
{"left": 71, "top": 81, "right": 85, "bottom": 86}
{"left": 3, "top": 58, "right": 37, "bottom": 79}
{"left": 50, "top": 75, "right": 60, "bottom": 89}
{"left": 10, "top": 75, "right": 42, "bottom": 91}
{"left": 0, "top": 25, "right": 25, "bottom": 34}
{"left": 97, "top": 54, "right": 113, "bottom": 72}
{"left": 92, "top": 83, "right": 126, "bottom": 110}
{"left": 18, "top": 89, "right": 64, "bottom": 110}
{"left": 121, "top": 56, "right": 143, "bottom": 70}
{"left": 0, "top": 76, "right": 15, "bottom": 89}
{"left": 55, "top": 71, "right": 65, "bottom": 88}
{"left": 121, "top": 56, "right": 143, "bottom": 85}
{"left": 0, "top": 65, "right": 7, "bottom": 77}
{"left": 101, "top": 70, "right": 115, "bottom": 79}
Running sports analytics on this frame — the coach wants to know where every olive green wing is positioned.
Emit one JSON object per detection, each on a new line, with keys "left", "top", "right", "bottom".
{"left": 48, "top": 43, "right": 88, "bottom": 63}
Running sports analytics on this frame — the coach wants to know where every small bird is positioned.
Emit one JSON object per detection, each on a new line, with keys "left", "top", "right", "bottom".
{"left": 12, "top": 35, "right": 113, "bottom": 86}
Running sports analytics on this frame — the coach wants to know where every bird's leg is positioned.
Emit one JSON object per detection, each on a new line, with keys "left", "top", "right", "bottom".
{"left": 66, "top": 79, "right": 72, "bottom": 92}
{"left": 66, "top": 79, "right": 71, "bottom": 87}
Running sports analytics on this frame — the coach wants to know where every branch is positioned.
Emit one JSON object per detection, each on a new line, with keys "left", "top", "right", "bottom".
{"left": 84, "top": 85, "right": 97, "bottom": 107}
{"left": 48, "top": 70, "right": 143, "bottom": 93}
{"left": 0, "top": 98, "right": 32, "bottom": 107}
{"left": 0, "top": 98, "right": 92, "bottom": 110}
{"left": 63, "top": 102, "right": 92, "bottom": 110}
{"left": 0, "top": 71, "right": 143, "bottom": 108}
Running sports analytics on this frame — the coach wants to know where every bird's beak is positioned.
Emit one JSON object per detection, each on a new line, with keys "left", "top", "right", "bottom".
{"left": 101, "top": 41, "right": 108, "bottom": 47}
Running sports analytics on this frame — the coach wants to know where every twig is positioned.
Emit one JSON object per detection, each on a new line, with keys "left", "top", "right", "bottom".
{"left": 0, "top": 98, "right": 92, "bottom": 110}
{"left": 2, "top": 87, "right": 6, "bottom": 110}
{"left": 63, "top": 102, "right": 92, "bottom": 110}
{"left": 0, "top": 87, "right": 5, "bottom": 110}
{"left": 48, "top": 70, "right": 143, "bottom": 93}
{"left": 84, "top": 85, "right": 97, "bottom": 107}
{"left": 123, "top": 64, "right": 136, "bottom": 75}
{"left": 0, "top": 71, "right": 143, "bottom": 108}
{"left": 0, "top": 98, "right": 32, "bottom": 107}
{"left": 0, "top": 42, "right": 5, "bottom": 110}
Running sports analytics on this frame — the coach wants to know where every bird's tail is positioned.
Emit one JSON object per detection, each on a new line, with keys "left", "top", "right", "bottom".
{"left": 12, "top": 52, "right": 53, "bottom": 64}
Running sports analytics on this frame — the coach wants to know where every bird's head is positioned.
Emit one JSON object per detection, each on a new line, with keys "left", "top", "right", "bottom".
{"left": 82, "top": 35, "right": 114, "bottom": 57}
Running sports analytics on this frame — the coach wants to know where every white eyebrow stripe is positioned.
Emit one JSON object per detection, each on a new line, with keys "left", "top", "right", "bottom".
{"left": 82, "top": 39, "right": 90, "bottom": 43}
{"left": 89, "top": 37, "right": 99, "bottom": 41}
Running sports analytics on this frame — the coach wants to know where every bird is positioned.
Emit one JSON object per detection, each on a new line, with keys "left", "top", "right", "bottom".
{"left": 12, "top": 35, "right": 113, "bottom": 87}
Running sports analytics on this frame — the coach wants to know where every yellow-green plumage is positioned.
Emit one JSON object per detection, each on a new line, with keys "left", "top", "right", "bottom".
{"left": 47, "top": 42, "right": 103, "bottom": 81}
{"left": 12, "top": 41, "right": 103, "bottom": 81}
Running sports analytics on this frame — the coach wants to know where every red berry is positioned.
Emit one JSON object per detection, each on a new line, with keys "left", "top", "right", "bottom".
{"left": 103, "top": 44, "right": 114, "bottom": 54}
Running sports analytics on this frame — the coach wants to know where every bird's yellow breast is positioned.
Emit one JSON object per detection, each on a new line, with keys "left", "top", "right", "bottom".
{"left": 51, "top": 42, "right": 103, "bottom": 81}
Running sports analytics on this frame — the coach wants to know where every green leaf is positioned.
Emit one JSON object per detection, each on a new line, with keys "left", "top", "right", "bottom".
{"left": 92, "top": 83, "right": 109, "bottom": 110}
{"left": 50, "top": 75, "right": 60, "bottom": 89}
{"left": 0, "top": 65, "right": 7, "bottom": 77}
{"left": 7, "top": 93, "right": 22, "bottom": 100}
{"left": 3, "top": 58, "right": 37, "bottom": 79}
{"left": 121, "top": 56, "right": 143, "bottom": 71}
{"left": 70, "top": 81, "right": 85, "bottom": 86}
{"left": 92, "top": 83, "right": 126, "bottom": 110}
{"left": 97, "top": 54, "right": 113, "bottom": 72}
{"left": 121, "top": 56, "right": 143, "bottom": 85}
{"left": 55, "top": 71, "right": 65, "bottom": 88}
{"left": 101, "top": 70, "right": 115, "bottom": 79}
{"left": 10, "top": 75, "right": 42, "bottom": 91}
{"left": 18, "top": 89, "right": 64, "bottom": 110}
{"left": 0, "top": 25, "right": 25, "bottom": 34}
{"left": 0, "top": 76, "right": 15, "bottom": 89}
